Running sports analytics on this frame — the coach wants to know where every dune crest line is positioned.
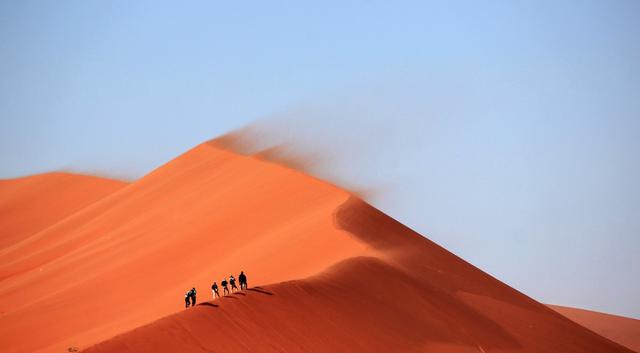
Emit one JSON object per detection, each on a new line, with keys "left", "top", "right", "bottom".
{"left": 0, "top": 141, "right": 636, "bottom": 353}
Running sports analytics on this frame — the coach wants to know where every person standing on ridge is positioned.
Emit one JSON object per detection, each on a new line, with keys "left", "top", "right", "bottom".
{"left": 184, "top": 290, "right": 191, "bottom": 308}
{"left": 211, "top": 281, "right": 220, "bottom": 299}
{"left": 229, "top": 275, "right": 238, "bottom": 293}
{"left": 221, "top": 278, "right": 229, "bottom": 295}
{"left": 239, "top": 271, "right": 247, "bottom": 290}
{"left": 189, "top": 287, "right": 197, "bottom": 306}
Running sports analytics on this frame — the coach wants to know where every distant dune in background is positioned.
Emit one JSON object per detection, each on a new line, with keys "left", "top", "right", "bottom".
{"left": 0, "top": 139, "right": 636, "bottom": 353}
{"left": 548, "top": 305, "right": 640, "bottom": 352}
{"left": 0, "top": 173, "right": 126, "bottom": 249}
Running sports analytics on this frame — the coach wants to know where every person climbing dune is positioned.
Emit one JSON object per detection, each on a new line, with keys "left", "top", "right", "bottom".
{"left": 239, "top": 271, "right": 247, "bottom": 290}
{"left": 184, "top": 291, "right": 191, "bottom": 308}
{"left": 221, "top": 278, "right": 229, "bottom": 295}
{"left": 229, "top": 275, "right": 238, "bottom": 293}
{"left": 211, "top": 281, "right": 220, "bottom": 299}
{"left": 189, "top": 287, "right": 197, "bottom": 306}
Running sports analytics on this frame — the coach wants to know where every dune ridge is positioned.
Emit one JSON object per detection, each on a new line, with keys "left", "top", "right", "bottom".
{"left": 548, "top": 305, "right": 640, "bottom": 352}
{"left": 0, "top": 141, "right": 366, "bottom": 353}
{"left": 85, "top": 195, "right": 635, "bottom": 353}
{"left": 0, "top": 140, "right": 634, "bottom": 353}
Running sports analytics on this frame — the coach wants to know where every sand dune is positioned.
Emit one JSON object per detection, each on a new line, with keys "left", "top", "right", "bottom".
{"left": 84, "top": 196, "right": 634, "bottom": 353}
{"left": 0, "top": 141, "right": 634, "bottom": 353}
{"left": 0, "top": 173, "right": 126, "bottom": 249}
{"left": 549, "top": 305, "right": 640, "bottom": 352}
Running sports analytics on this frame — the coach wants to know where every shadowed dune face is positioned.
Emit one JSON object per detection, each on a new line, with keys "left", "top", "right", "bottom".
{"left": 334, "top": 197, "right": 547, "bottom": 313}
{"left": 85, "top": 255, "right": 633, "bottom": 353}
{"left": 0, "top": 142, "right": 634, "bottom": 353}
{"left": 84, "top": 258, "right": 521, "bottom": 353}
{"left": 334, "top": 196, "right": 425, "bottom": 250}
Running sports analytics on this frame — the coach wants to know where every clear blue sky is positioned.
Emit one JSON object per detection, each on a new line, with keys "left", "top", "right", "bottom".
{"left": 1, "top": 1, "right": 639, "bottom": 317}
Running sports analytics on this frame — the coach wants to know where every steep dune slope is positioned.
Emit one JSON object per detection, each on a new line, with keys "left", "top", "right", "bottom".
{"left": 0, "top": 141, "right": 633, "bottom": 353}
{"left": 85, "top": 197, "right": 634, "bottom": 353}
{"left": 0, "top": 141, "right": 367, "bottom": 353}
{"left": 549, "top": 305, "right": 640, "bottom": 352}
{"left": 0, "top": 173, "right": 126, "bottom": 248}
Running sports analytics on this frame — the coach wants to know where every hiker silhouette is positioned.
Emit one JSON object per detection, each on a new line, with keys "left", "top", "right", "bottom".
{"left": 211, "top": 282, "right": 220, "bottom": 299}
{"left": 239, "top": 271, "right": 247, "bottom": 290}
{"left": 229, "top": 275, "right": 238, "bottom": 292}
{"left": 221, "top": 278, "right": 229, "bottom": 295}
{"left": 184, "top": 291, "right": 191, "bottom": 308}
{"left": 189, "top": 287, "right": 197, "bottom": 306}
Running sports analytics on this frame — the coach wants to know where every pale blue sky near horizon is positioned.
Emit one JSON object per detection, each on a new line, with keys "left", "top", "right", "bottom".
{"left": 1, "top": 1, "right": 639, "bottom": 318}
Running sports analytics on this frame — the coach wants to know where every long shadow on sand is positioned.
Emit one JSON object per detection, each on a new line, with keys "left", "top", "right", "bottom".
{"left": 248, "top": 287, "right": 274, "bottom": 296}
{"left": 197, "top": 302, "right": 218, "bottom": 308}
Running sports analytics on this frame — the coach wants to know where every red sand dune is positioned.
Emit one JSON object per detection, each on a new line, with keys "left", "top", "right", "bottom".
{"left": 548, "top": 305, "right": 640, "bottom": 352}
{"left": 0, "top": 141, "right": 634, "bottom": 353}
{"left": 0, "top": 172, "right": 126, "bottom": 249}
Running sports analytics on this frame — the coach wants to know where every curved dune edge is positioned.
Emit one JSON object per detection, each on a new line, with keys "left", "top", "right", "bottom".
{"left": 0, "top": 142, "right": 367, "bottom": 353}
{"left": 0, "top": 141, "right": 634, "bottom": 353}
{"left": 548, "top": 305, "right": 640, "bottom": 352}
{"left": 82, "top": 196, "right": 634, "bottom": 353}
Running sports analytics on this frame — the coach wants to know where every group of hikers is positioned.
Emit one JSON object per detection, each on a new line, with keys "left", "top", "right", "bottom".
{"left": 184, "top": 271, "right": 248, "bottom": 308}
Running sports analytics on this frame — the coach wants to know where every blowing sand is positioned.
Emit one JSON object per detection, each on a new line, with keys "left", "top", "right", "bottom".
{"left": 0, "top": 140, "right": 635, "bottom": 353}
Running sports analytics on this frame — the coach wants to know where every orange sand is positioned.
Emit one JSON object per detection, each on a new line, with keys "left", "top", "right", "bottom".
{"left": 0, "top": 141, "right": 634, "bottom": 353}
{"left": 549, "top": 305, "right": 640, "bottom": 352}
{"left": 0, "top": 172, "right": 126, "bottom": 249}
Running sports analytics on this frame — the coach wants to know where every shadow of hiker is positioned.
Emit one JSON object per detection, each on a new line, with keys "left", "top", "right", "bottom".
{"left": 234, "top": 292, "right": 246, "bottom": 296}
{"left": 197, "top": 302, "right": 219, "bottom": 308}
{"left": 248, "top": 287, "right": 274, "bottom": 296}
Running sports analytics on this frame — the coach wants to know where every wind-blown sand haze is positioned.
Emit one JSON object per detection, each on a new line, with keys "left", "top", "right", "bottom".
{"left": 0, "top": 140, "right": 635, "bottom": 353}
